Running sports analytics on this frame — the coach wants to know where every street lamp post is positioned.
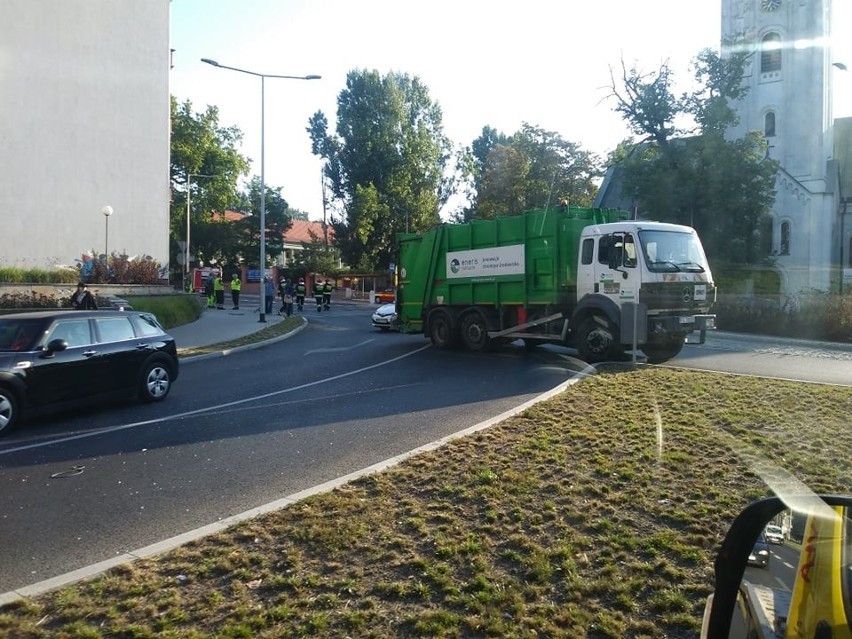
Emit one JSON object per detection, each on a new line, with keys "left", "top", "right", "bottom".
{"left": 186, "top": 173, "right": 215, "bottom": 291}
{"left": 101, "top": 205, "right": 113, "bottom": 259}
{"left": 201, "top": 58, "right": 320, "bottom": 322}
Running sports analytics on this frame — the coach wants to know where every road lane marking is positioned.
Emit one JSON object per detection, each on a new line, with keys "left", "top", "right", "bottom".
{"left": 304, "top": 338, "right": 375, "bottom": 355}
{"left": 0, "top": 345, "right": 431, "bottom": 457}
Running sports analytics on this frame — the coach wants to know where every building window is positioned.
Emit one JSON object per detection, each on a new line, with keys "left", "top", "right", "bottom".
{"left": 764, "top": 112, "right": 776, "bottom": 137}
{"left": 848, "top": 236, "right": 852, "bottom": 268}
{"left": 761, "top": 33, "right": 782, "bottom": 73}
{"left": 780, "top": 221, "right": 791, "bottom": 256}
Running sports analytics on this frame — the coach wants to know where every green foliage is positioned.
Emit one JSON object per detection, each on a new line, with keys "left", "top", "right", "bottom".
{"left": 0, "top": 266, "right": 78, "bottom": 284}
{"left": 307, "top": 69, "right": 452, "bottom": 269}
{"left": 227, "top": 177, "right": 293, "bottom": 269}
{"left": 169, "top": 97, "right": 251, "bottom": 276}
{"left": 607, "top": 49, "right": 777, "bottom": 266}
{"left": 465, "top": 123, "right": 602, "bottom": 221}
{"left": 124, "top": 295, "right": 203, "bottom": 329}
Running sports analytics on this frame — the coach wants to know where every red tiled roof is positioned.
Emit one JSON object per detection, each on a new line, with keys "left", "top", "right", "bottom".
{"left": 284, "top": 219, "right": 334, "bottom": 244}
{"left": 211, "top": 211, "right": 332, "bottom": 244}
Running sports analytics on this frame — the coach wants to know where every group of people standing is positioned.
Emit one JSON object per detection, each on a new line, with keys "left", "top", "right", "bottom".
{"left": 207, "top": 273, "right": 333, "bottom": 316}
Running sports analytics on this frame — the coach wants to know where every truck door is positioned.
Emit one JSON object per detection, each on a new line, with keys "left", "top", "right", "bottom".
{"left": 590, "top": 232, "right": 640, "bottom": 306}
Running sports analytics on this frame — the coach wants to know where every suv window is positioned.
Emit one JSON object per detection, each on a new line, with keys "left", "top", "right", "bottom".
{"left": 46, "top": 319, "right": 92, "bottom": 347}
{"left": 130, "top": 313, "right": 166, "bottom": 337}
{"left": 94, "top": 317, "right": 136, "bottom": 343}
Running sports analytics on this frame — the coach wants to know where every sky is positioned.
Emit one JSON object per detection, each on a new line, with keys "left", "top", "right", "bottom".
{"left": 169, "top": 0, "right": 852, "bottom": 221}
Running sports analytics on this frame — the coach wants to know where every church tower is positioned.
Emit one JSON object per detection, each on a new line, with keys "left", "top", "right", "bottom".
{"left": 722, "top": 0, "right": 843, "bottom": 293}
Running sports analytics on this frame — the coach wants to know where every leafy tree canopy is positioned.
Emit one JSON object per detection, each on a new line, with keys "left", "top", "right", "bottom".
{"left": 462, "top": 123, "right": 602, "bottom": 221}
{"left": 169, "top": 97, "right": 250, "bottom": 273}
{"left": 605, "top": 48, "right": 778, "bottom": 265}
{"left": 307, "top": 69, "right": 453, "bottom": 270}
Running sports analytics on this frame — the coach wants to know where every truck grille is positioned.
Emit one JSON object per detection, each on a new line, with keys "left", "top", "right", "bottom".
{"left": 640, "top": 282, "right": 715, "bottom": 312}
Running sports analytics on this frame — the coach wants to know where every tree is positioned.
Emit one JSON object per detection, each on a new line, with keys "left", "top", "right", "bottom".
{"left": 289, "top": 228, "right": 341, "bottom": 279}
{"left": 228, "top": 177, "right": 293, "bottom": 269}
{"left": 307, "top": 69, "right": 453, "bottom": 270}
{"left": 605, "top": 48, "right": 778, "bottom": 266}
{"left": 466, "top": 123, "right": 602, "bottom": 220}
{"left": 169, "top": 97, "right": 250, "bottom": 275}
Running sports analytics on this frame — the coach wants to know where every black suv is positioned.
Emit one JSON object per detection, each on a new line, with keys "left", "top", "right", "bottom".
{"left": 0, "top": 310, "right": 179, "bottom": 435}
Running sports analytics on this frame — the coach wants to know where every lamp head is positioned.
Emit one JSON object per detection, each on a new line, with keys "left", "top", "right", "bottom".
{"left": 101, "top": 205, "right": 113, "bottom": 217}
{"left": 201, "top": 58, "right": 220, "bottom": 67}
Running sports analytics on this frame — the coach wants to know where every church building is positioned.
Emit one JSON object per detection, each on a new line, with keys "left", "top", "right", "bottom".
{"left": 723, "top": 0, "right": 851, "bottom": 294}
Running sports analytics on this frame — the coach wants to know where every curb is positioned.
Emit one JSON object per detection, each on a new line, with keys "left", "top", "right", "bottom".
{"left": 178, "top": 316, "right": 308, "bottom": 363}
{"left": 0, "top": 366, "right": 584, "bottom": 606}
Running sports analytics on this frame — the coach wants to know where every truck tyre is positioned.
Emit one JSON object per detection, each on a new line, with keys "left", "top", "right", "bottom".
{"left": 641, "top": 338, "right": 685, "bottom": 364}
{"left": 429, "top": 311, "right": 456, "bottom": 349}
{"left": 576, "top": 316, "right": 621, "bottom": 363}
{"left": 460, "top": 312, "right": 490, "bottom": 352}
{"left": 0, "top": 387, "right": 20, "bottom": 436}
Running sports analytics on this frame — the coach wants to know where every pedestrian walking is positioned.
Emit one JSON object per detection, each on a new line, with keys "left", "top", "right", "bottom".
{"left": 322, "top": 279, "right": 333, "bottom": 311}
{"left": 295, "top": 278, "right": 306, "bottom": 312}
{"left": 213, "top": 273, "right": 225, "bottom": 309}
{"left": 69, "top": 282, "right": 98, "bottom": 310}
{"left": 278, "top": 279, "right": 294, "bottom": 316}
{"left": 263, "top": 276, "right": 275, "bottom": 315}
{"left": 230, "top": 273, "right": 241, "bottom": 309}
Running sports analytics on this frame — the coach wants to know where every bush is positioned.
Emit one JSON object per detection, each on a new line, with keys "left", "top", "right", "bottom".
{"left": 83, "top": 252, "right": 165, "bottom": 284}
{"left": 0, "top": 266, "right": 79, "bottom": 284}
{"left": 0, "top": 290, "right": 66, "bottom": 309}
{"left": 717, "top": 290, "right": 852, "bottom": 342}
{"left": 124, "top": 295, "right": 202, "bottom": 329}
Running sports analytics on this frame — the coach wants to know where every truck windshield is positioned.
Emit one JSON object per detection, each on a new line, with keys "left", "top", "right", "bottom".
{"left": 638, "top": 230, "right": 709, "bottom": 273}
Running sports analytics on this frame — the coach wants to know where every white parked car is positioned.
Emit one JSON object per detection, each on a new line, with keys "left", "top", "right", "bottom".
{"left": 371, "top": 303, "right": 398, "bottom": 331}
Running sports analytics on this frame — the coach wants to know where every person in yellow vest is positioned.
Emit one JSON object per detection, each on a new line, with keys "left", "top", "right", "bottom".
{"left": 213, "top": 273, "right": 225, "bottom": 310}
{"left": 230, "top": 273, "right": 241, "bottom": 310}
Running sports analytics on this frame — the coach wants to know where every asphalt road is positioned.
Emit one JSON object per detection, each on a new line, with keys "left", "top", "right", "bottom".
{"left": 0, "top": 303, "right": 594, "bottom": 594}
{"left": 2, "top": 309, "right": 850, "bottom": 597}
{"left": 672, "top": 330, "right": 852, "bottom": 386}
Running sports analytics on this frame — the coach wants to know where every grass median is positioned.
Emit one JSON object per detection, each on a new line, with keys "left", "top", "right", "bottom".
{"left": 1, "top": 367, "right": 850, "bottom": 638}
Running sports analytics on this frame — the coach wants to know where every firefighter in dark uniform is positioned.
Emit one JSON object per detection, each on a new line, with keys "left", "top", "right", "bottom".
{"left": 322, "top": 279, "right": 333, "bottom": 311}
{"left": 314, "top": 282, "right": 324, "bottom": 312}
{"left": 295, "top": 278, "right": 306, "bottom": 312}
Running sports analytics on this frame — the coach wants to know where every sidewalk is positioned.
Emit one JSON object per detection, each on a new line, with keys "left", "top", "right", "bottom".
{"left": 166, "top": 293, "right": 378, "bottom": 353}
{"left": 167, "top": 300, "right": 288, "bottom": 350}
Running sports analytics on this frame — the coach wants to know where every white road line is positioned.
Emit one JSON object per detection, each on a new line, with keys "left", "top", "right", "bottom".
{"left": 0, "top": 345, "right": 431, "bottom": 457}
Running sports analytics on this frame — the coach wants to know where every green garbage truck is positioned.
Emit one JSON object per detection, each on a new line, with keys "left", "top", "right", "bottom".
{"left": 395, "top": 206, "right": 716, "bottom": 363}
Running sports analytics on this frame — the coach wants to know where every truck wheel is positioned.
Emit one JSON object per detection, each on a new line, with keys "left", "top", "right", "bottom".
{"left": 429, "top": 312, "right": 456, "bottom": 349}
{"left": 641, "top": 339, "right": 685, "bottom": 364}
{"left": 460, "top": 313, "right": 490, "bottom": 352}
{"left": 576, "top": 316, "right": 621, "bottom": 363}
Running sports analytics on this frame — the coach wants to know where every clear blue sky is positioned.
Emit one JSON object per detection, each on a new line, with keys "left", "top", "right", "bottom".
{"left": 169, "top": 0, "right": 852, "bottom": 220}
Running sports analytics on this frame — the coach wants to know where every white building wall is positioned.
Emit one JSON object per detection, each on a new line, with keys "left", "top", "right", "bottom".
{"left": 0, "top": 0, "right": 170, "bottom": 272}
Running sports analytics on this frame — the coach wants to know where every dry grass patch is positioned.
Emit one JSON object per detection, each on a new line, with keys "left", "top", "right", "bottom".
{"left": 1, "top": 368, "right": 850, "bottom": 638}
